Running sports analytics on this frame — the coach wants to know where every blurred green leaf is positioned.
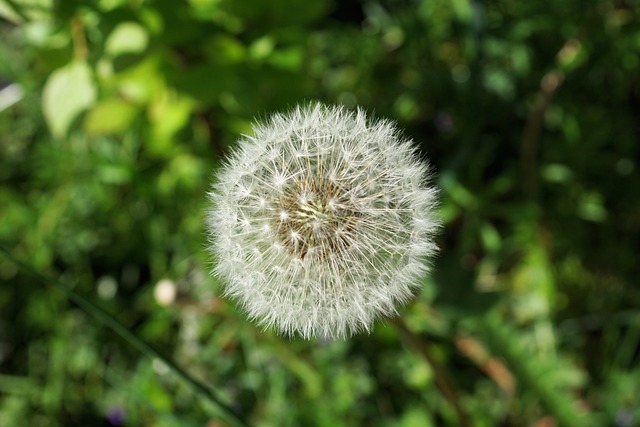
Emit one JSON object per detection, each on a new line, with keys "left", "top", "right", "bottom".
{"left": 42, "top": 60, "right": 96, "bottom": 139}
{"left": 267, "top": 46, "right": 304, "bottom": 71}
{"left": 84, "top": 97, "right": 138, "bottom": 135}
{"left": 577, "top": 191, "right": 607, "bottom": 222}
{"left": 482, "top": 312, "right": 591, "bottom": 427}
{"left": 542, "top": 164, "right": 573, "bottom": 183}
{"left": 203, "top": 34, "right": 246, "bottom": 64}
{"left": 398, "top": 407, "right": 435, "bottom": 427}
{"left": 105, "top": 22, "right": 149, "bottom": 57}
{"left": 0, "top": 0, "right": 54, "bottom": 22}
{"left": 248, "top": 36, "right": 275, "bottom": 60}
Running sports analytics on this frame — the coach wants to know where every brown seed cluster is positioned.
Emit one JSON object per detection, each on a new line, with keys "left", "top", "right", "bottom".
{"left": 274, "top": 172, "right": 360, "bottom": 260}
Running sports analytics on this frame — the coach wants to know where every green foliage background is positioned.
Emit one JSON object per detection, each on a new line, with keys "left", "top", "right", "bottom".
{"left": 1, "top": 0, "right": 639, "bottom": 425}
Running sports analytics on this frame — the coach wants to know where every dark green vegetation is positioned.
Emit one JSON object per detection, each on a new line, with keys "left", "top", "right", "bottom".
{"left": 1, "top": 0, "right": 639, "bottom": 425}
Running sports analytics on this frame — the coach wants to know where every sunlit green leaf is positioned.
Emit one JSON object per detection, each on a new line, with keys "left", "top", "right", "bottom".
{"left": 105, "top": 22, "right": 149, "bottom": 57}
{"left": 0, "top": 0, "right": 54, "bottom": 22}
{"left": 42, "top": 60, "right": 96, "bottom": 139}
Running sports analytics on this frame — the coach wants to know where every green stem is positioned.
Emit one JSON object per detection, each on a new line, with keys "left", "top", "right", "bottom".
{"left": 0, "top": 246, "right": 250, "bottom": 427}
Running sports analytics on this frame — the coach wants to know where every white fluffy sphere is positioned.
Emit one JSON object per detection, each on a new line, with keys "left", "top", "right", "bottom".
{"left": 206, "top": 103, "right": 440, "bottom": 339}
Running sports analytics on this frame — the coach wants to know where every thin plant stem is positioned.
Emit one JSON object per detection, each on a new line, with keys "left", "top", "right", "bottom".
{"left": 392, "top": 317, "right": 471, "bottom": 427}
{"left": 520, "top": 39, "right": 581, "bottom": 199}
{"left": 71, "top": 15, "right": 88, "bottom": 61}
{"left": 520, "top": 68, "right": 563, "bottom": 198}
{"left": 0, "top": 245, "right": 250, "bottom": 427}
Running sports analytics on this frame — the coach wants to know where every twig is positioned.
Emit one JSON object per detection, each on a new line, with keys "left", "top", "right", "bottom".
{"left": 455, "top": 334, "right": 516, "bottom": 395}
{"left": 520, "top": 68, "right": 564, "bottom": 198}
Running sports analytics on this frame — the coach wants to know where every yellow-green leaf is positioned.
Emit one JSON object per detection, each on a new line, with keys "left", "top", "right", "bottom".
{"left": 84, "top": 97, "right": 138, "bottom": 136}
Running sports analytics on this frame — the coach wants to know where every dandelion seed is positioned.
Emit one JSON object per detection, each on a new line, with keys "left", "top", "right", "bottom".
{"left": 206, "top": 103, "right": 440, "bottom": 339}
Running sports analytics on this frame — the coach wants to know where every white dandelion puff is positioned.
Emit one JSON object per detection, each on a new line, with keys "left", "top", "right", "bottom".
{"left": 206, "top": 103, "right": 440, "bottom": 339}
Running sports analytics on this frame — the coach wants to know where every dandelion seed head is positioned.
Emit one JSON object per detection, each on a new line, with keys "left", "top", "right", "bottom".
{"left": 206, "top": 103, "right": 440, "bottom": 339}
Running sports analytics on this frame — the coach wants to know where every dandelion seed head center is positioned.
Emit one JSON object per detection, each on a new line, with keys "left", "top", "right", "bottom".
{"left": 274, "top": 173, "right": 359, "bottom": 259}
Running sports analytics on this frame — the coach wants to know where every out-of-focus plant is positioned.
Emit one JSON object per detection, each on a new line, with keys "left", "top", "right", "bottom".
{"left": 1, "top": 0, "right": 639, "bottom": 425}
